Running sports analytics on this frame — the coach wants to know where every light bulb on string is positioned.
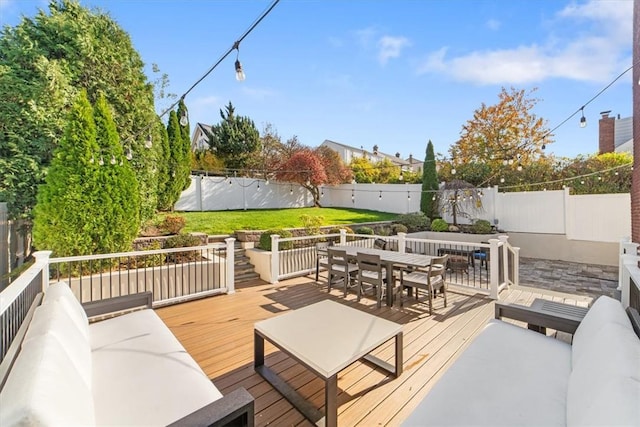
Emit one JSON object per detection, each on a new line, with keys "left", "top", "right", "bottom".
{"left": 579, "top": 107, "right": 587, "bottom": 128}
{"left": 407, "top": 191, "right": 411, "bottom": 201}
{"left": 265, "top": 179, "right": 269, "bottom": 186}
{"left": 233, "top": 42, "right": 246, "bottom": 81}
{"left": 379, "top": 191, "right": 382, "bottom": 200}
{"left": 179, "top": 110, "right": 189, "bottom": 127}
{"left": 500, "top": 177, "right": 505, "bottom": 183}
{"left": 432, "top": 195, "right": 436, "bottom": 201}
{"left": 145, "top": 135, "right": 153, "bottom": 149}
{"left": 98, "top": 156, "right": 104, "bottom": 166}
{"left": 451, "top": 168, "right": 456, "bottom": 175}
{"left": 126, "top": 148, "right": 133, "bottom": 160}
{"left": 90, "top": 156, "right": 95, "bottom": 164}
{"left": 110, "top": 155, "right": 116, "bottom": 165}
{"left": 290, "top": 185, "right": 293, "bottom": 195}
{"left": 517, "top": 165, "right": 523, "bottom": 172}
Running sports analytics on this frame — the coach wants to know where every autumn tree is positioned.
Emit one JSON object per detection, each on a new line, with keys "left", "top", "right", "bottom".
{"left": 276, "top": 147, "right": 352, "bottom": 207}
{"left": 420, "top": 141, "right": 439, "bottom": 219}
{"left": 350, "top": 157, "right": 377, "bottom": 183}
{"left": 245, "top": 123, "right": 286, "bottom": 178}
{"left": 449, "top": 87, "right": 552, "bottom": 186}
{"left": 208, "top": 101, "right": 260, "bottom": 170}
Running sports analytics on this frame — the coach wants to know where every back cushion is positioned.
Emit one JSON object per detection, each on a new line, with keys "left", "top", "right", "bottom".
{"left": 567, "top": 322, "right": 640, "bottom": 426}
{"left": 571, "top": 295, "right": 631, "bottom": 366}
{"left": 42, "top": 281, "right": 89, "bottom": 339}
{"left": 0, "top": 334, "right": 95, "bottom": 426}
{"left": 24, "top": 302, "right": 92, "bottom": 389}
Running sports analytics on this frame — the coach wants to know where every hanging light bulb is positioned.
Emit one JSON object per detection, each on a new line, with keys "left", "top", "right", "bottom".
{"left": 110, "top": 155, "right": 116, "bottom": 165}
{"left": 90, "top": 156, "right": 95, "bottom": 164}
{"left": 541, "top": 143, "right": 546, "bottom": 150}
{"left": 145, "top": 134, "right": 153, "bottom": 149}
{"left": 321, "top": 188, "right": 324, "bottom": 197}
{"left": 119, "top": 159, "right": 123, "bottom": 166}
{"left": 179, "top": 110, "right": 189, "bottom": 127}
{"left": 517, "top": 165, "right": 523, "bottom": 172}
{"left": 451, "top": 168, "right": 456, "bottom": 175}
{"left": 265, "top": 179, "right": 270, "bottom": 186}
{"left": 126, "top": 148, "right": 133, "bottom": 160}
{"left": 98, "top": 156, "right": 104, "bottom": 166}
{"left": 257, "top": 182, "right": 260, "bottom": 189}
{"left": 379, "top": 191, "right": 382, "bottom": 200}
{"left": 399, "top": 169, "right": 404, "bottom": 181}
{"left": 234, "top": 59, "right": 246, "bottom": 81}
{"left": 579, "top": 107, "right": 587, "bottom": 128}
{"left": 351, "top": 190, "right": 355, "bottom": 202}
{"left": 432, "top": 195, "right": 436, "bottom": 201}
{"left": 500, "top": 177, "right": 505, "bottom": 183}
{"left": 290, "top": 185, "right": 293, "bottom": 195}
{"left": 407, "top": 191, "right": 411, "bottom": 201}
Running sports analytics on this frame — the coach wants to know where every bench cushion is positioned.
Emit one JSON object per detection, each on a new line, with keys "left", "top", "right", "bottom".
{"left": 572, "top": 295, "right": 632, "bottom": 366}
{"left": 402, "top": 319, "right": 571, "bottom": 427}
{"left": 24, "top": 301, "right": 92, "bottom": 389}
{"left": 90, "top": 309, "right": 223, "bottom": 426}
{"left": 0, "top": 334, "right": 95, "bottom": 426}
{"left": 567, "top": 322, "right": 640, "bottom": 426}
{"left": 42, "top": 281, "right": 89, "bottom": 340}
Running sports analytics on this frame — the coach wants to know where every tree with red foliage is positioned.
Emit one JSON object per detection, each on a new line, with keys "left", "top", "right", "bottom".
{"left": 276, "top": 147, "right": 352, "bottom": 207}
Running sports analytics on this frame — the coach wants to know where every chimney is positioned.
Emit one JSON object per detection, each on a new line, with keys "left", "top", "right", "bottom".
{"left": 598, "top": 110, "right": 615, "bottom": 154}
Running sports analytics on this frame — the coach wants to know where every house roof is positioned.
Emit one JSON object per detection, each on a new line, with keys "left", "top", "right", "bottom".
{"left": 320, "top": 139, "right": 410, "bottom": 166}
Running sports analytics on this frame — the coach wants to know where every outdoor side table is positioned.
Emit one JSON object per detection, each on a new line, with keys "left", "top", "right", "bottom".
{"left": 527, "top": 298, "right": 589, "bottom": 335}
{"left": 254, "top": 300, "right": 403, "bottom": 427}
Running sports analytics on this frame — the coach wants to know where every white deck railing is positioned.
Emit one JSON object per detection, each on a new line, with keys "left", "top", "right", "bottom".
{"left": 266, "top": 231, "right": 516, "bottom": 300}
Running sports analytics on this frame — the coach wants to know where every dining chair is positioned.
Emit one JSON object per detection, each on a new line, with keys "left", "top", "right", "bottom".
{"left": 315, "top": 241, "right": 330, "bottom": 281}
{"left": 399, "top": 255, "right": 448, "bottom": 315}
{"left": 327, "top": 247, "right": 359, "bottom": 297}
{"left": 356, "top": 252, "right": 387, "bottom": 308}
{"left": 374, "top": 238, "right": 387, "bottom": 250}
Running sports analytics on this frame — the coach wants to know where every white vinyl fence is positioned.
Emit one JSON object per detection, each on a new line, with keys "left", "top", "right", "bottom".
{"left": 176, "top": 177, "right": 630, "bottom": 243}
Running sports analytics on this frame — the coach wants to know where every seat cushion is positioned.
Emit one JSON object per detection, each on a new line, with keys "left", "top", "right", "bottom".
{"left": 572, "top": 295, "right": 632, "bottom": 366}
{"left": 0, "top": 334, "right": 95, "bottom": 426}
{"left": 90, "top": 309, "right": 223, "bottom": 426}
{"left": 567, "top": 322, "right": 640, "bottom": 426}
{"left": 402, "top": 319, "right": 571, "bottom": 427}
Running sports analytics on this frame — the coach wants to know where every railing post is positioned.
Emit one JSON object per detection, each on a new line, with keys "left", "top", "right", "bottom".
{"left": 499, "top": 235, "right": 509, "bottom": 289}
{"left": 397, "top": 232, "right": 406, "bottom": 253}
{"left": 619, "top": 238, "right": 638, "bottom": 291}
{"left": 511, "top": 246, "right": 520, "bottom": 287}
{"left": 340, "top": 229, "right": 346, "bottom": 245}
{"left": 225, "top": 238, "right": 235, "bottom": 294}
{"left": 270, "top": 234, "right": 280, "bottom": 284}
{"left": 33, "top": 250, "right": 52, "bottom": 292}
{"left": 488, "top": 239, "right": 500, "bottom": 300}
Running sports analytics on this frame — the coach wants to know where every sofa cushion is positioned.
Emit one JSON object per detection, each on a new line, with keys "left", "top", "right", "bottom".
{"left": 90, "top": 309, "right": 223, "bottom": 426}
{"left": 42, "top": 281, "right": 89, "bottom": 340}
{"left": 0, "top": 334, "right": 95, "bottom": 426}
{"left": 24, "top": 301, "right": 92, "bottom": 389}
{"left": 572, "top": 296, "right": 631, "bottom": 366}
{"left": 402, "top": 319, "right": 571, "bottom": 427}
{"left": 567, "top": 322, "right": 640, "bottom": 426}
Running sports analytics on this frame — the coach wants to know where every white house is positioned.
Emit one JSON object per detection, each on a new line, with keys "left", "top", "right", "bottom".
{"left": 319, "top": 139, "right": 411, "bottom": 169}
{"left": 191, "top": 123, "right": 212, "bottom": 152}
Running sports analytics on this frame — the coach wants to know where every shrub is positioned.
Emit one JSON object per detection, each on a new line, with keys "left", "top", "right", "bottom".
{"left": 471, "top": 219, "right": 492, "bottom": 234}
{"left": 392, "top": 224, "right": 408, "bottom": 234}
{"left": 164, "top": 233, "right": 202, "bottom": 249}
{"left": 300, "top": 214, "right": 324, "bottom": 236}
{"left": 257, "top": 229, "right": 294, "bottom": 251}
{"left": 327, "top": 226, "right": 354, "bottom": 235}
{"left": 431, "top": 218, "right": 449, "bottom": 232}
{"left": 160, "top": 215, "right": 186, "bottom": 235}
{"left": 395, "top": 212, "right": 431, "bottom": 232}
{"left": 355, "top": 226, "right": 374, "bottom": 235}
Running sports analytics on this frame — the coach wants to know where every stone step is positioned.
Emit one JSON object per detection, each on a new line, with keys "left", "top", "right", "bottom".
{"left": 235, "top": 271, "right": 260, "bottom": 283}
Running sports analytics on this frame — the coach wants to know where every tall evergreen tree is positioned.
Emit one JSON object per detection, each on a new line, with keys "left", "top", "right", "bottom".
{"left": 176, "top": 99, "right": 192, "bottom": 193}
{"left": 420, "top": 140, "right": 439, "bottom": 219}
{"left": 32, "top": 90, "right": 98, "bottom": 255}
{"left": 0, "top": 0, "right": 159, "bottom": 223}
{"left": 163, "top": 109, "right": 191, "bottom": 210}
{"left": 90, "top": 94, "right": 140, "bottom": 253}
{"left": 209, "top": 102, "right": 260, "bottom": 170}
{"left": 156, "top": 116, "right": 172, "bottom": 211}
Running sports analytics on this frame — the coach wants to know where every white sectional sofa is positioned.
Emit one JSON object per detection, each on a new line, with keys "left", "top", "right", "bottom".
{"left": 0, "top": 282, "right": 254, "bottom": 426}
{"left": 402, "top": 296, "right": 640, "bottom": 427}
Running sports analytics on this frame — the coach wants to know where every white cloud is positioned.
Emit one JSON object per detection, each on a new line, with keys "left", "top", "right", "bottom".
{"left": 417, "top": 0, "right": 632, "bottom": 85}
{"left": 354, "top": 27, "right": 377, "bottom": 48}
{"left": 377, "top": 35, "right": 411, "bottom": 65}
{"left": 486, "top": 19, "right": 501, "bottom": 31}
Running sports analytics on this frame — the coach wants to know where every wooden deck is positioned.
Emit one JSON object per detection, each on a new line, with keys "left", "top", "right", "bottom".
{"left": 156, "top": 275, "right": 591, "bottom": 426}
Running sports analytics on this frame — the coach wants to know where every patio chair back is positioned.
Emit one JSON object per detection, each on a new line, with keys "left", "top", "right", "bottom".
{"left": 356, "top": 252, "right": 386, "bottom": 308}
{"left": 327, "top": 247, "right": 358, "bottom": 296}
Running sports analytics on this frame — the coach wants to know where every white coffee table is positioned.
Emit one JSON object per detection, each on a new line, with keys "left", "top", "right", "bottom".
{"left": 254, "top": 300, "right": 403, "bottom": 427}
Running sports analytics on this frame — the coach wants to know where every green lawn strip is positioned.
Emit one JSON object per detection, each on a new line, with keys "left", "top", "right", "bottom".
{"left": 161, "top": 208, "right": 398, "bottom": 235}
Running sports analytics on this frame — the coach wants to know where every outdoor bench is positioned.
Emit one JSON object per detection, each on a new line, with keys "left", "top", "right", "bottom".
{"left": 402, "top": 295, "right": 640, "bottom": 426}
{"left": 0, "top": 282, "right": 254, "bottom": 426}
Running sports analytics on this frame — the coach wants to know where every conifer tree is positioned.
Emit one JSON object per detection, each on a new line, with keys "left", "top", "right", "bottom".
{"left": 164, "top": 110, "right": 190, "bottom": 210}
{"left": 90, "top": 94, "right": 140, "bottom": 253}
{"left": 156, "top": 116, "right": 172, "bottom": 211}
{"left": 32, "top": 90, "right": 98, "bottom": 255}
{"left": 420, "top": 140, "right": 439, "bottom": 219}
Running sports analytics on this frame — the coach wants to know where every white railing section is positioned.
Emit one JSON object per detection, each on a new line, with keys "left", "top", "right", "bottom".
{"left": 267, "top": 231, "right": 516, "bottom": 299}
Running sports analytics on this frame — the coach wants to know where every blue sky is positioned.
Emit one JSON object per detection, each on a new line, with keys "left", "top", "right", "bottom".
{"left": 0, "top": 0, "right": 634, "bottom": 160}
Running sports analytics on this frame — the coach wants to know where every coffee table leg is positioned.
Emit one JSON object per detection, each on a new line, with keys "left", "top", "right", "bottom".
{"left": 325, "top": 375, "right": 338, "bottom": 427}
{"left": 395, "top": 332, "right": 403, "bottom": 377}
{"left": 254, "top": 330, "right": 264, "bottom": 368}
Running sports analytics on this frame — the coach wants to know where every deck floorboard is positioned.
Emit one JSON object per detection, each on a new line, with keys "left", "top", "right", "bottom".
{"left": 156, "top": 274, "right": 592, "bottom": 426}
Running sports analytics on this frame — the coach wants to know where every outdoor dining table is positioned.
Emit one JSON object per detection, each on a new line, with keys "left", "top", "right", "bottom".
{"left": 337, "top": 246, "right": 432, "bottom": 306}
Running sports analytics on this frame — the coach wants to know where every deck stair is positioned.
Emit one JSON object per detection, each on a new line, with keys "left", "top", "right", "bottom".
{"left": 233, "top": 241, "right": 259, "bottom": 283}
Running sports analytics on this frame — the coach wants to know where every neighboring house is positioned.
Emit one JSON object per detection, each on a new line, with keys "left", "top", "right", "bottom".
{"left": 191, "top": 123, "right": 212, "bottom": 152}
{"left": 599, "top": 112, "right": 633, "bottom": 154}
{"left": 405, "top": 154, "right": 423, "bottom": 174}
{"left": 320, "top": 139, "right": 411, "bottom": 170}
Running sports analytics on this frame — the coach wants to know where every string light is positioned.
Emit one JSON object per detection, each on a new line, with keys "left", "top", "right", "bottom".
{"left": 98, "top": 156, "right": 104, "bottom": 166}
{"left": 289, "top": 184, "right": 293, "bottom": 195}
{"left": 126, "top": 148, "right": 133, "bottom": 160}
{"left": 179, "top": 105, "right": 189, "bottom": 127}
{"left": 579, "top": 107, "right": 587, "bottom": 128}
{"left": 379, "top": 190, "right": 382, "bottom": 200}
{"left": 234, "top": 42, "right": 246, "bottom": 82}
{"left": 144, "top": 134, "right": 152, "bottom": 149}
{"left": 110, "top": 155, "right": 116, "bottom": 165}
{"left": 407, "top": 191, "right": 411, "bottom": 201}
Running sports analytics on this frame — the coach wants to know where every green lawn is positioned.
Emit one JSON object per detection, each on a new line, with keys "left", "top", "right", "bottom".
{"left": 167, "top": 208, "right": 398, "bottom": 235}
